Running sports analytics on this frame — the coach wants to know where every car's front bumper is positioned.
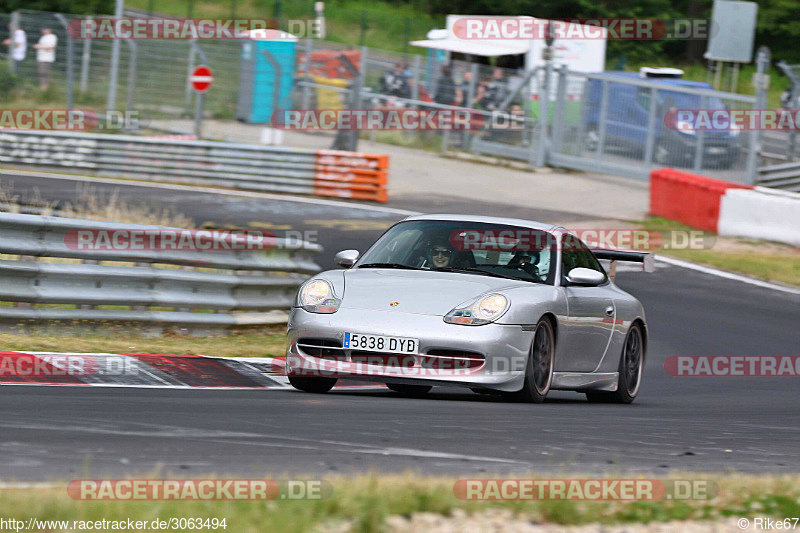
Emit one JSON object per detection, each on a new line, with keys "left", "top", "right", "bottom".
{"left": 286, "top": 307, "right": 533, "bottom": 392}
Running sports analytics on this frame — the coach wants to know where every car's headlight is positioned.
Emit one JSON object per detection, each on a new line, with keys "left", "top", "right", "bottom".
{"left": 676, "top": 120, "right": 696, "bottom": 136}
{"left": 444, "top": 294, "right": 509, "bottom": 326}
{"left": 298, "top": 279, "right": 341, "bottom": 313}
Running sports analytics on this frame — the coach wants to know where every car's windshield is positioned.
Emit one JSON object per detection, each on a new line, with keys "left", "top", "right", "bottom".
{"left": 356, "top": 220, "right": 557, "bottom": 285}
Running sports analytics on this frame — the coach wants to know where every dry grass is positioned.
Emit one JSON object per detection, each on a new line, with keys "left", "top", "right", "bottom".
{"left": 0, "top": 330, "right": 287, "bottom": 357}
{"left": 0, "top": 472, "right": 797, "bottom": 532}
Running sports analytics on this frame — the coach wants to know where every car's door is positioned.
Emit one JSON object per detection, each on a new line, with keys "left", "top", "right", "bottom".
{"left": 557, "top": 235, "right": 616, "bottom": 372}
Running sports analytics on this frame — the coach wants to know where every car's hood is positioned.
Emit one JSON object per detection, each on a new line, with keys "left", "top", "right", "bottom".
{"left": 340, "top": 268, "right": 524, "bottom": 315}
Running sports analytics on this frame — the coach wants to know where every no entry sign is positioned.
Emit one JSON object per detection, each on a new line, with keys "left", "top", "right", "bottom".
{"left": 190, "top": 65, "right": 214, "bottom": 93}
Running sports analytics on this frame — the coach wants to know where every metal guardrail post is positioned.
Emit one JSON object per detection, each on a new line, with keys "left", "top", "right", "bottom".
{"left": 746, "top": 46, "right": 771, "bottom": 185}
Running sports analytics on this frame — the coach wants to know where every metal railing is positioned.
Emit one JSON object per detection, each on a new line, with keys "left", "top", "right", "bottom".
{"left": 0, "top": 130, "right": 389, "bottom": 202}
{"left": 0, "top": 211, "right": 321, "bottom": 334}
{"left": 757, "top": 161, "right": 800, "bottom": 191}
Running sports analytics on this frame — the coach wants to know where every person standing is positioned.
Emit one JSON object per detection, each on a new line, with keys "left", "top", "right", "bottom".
{"left": 3, "top": 23, "right": 26, "bottom": 75}
{"left": 33, "top": 27, "right": 57, "bottom": 90}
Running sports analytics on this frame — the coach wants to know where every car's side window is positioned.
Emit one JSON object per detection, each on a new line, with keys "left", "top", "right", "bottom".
{"left": 560, "top": 235, "right": 607, "bottom": 284}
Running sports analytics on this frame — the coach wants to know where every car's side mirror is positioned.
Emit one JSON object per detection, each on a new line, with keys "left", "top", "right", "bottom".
{"left": 334, "top": 249, "right": 359, "bottom": 269}
{"left": 565, "top": 267, "right": 606, "bottom": 286}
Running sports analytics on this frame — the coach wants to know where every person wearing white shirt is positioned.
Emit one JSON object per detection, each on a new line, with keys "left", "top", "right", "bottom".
{"left": 2, "top": 24, "right": 26, "bottom": 75}
{"left": 33, "top": 27, "right": 57, "bottom": 90}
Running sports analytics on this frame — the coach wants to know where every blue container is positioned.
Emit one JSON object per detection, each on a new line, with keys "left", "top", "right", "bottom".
{"left": 237, "top": 32, "right": 298, "bottom": 123}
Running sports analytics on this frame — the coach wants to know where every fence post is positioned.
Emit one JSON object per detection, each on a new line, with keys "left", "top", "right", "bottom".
{"left": 107, "top": 0, "right": 124, "bottom": 110}
{"left": 80, "top": 35, "right": 91, "bottom": 93}
{"left": 125, "top": 40, "right": 137, "bottom": 111}
{"left": 54, "top": 14, "right": 75, "bottom": 110}
{"left": 693, "top": 94, "right": 707, "bottom": 172}
{"left": 550, "top": 65, "right": 567, "bottom": 156}
{"left": 185, "top": 41, "right": 197, "bottom": 112}
{"left": 745, "top": 46, "right": 770, "bottom": 185}
{"left": 643, "top": 86, "right": 658, "bottom": 165}
{"left": 595, "top": 79, "right": 610, "bottom": 158}
{"left": 301, "top": 37, "right": 313, "bottom": 110}
{"left": 535, "top": 57, "right": 553, "bottom": 167}
{"left": 8, "top": 12, "right": 20, "bottom": 73}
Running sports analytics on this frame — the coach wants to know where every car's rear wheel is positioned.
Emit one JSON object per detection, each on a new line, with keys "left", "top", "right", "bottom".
{"left": 510, "top": 317, "right": 555, "bottom": 403}
{"left": 586, "top": 323, "right": 643, "bottom": 404}
{"left": 386, "top": 383, "right": 432, "bottom": 397}
{"left": 289, "top": 376, "right": 337, "bottom": 393}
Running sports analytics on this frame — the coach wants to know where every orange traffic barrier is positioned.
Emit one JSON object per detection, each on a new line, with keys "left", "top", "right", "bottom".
{"left": 313, "top": 149, "right": 389, "bottom": 203}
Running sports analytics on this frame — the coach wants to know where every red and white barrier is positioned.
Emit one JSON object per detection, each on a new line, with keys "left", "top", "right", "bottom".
{"left": 718, "top": 187, "right": 800, "bottom": 247}
{"left": 650, "top": 168, "right": 800, "bottom": 247}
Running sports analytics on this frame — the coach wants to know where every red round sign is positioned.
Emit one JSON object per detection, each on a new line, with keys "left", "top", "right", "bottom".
{"left": 190, "top": 65, "right": 214, "bottom": 93}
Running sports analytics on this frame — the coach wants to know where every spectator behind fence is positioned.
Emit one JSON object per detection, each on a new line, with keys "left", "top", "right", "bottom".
{"left": 484, "top": 68, "right": 508, "bottom": 111}
{"left": 379, "top": 62, "right": 411, "bottom": 100}
{"left": 433, "top": 65, "right": 457, "bottom": 106}
{"left": 3, "top": 23, "right": 26, "bottom": 75}
{"left": 33, "top": 27, "right": 56, "bottom": 90}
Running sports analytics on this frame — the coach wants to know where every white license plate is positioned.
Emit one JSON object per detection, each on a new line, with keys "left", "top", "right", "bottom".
{"left": 343, "top": 332, "right": 419, "bottom": 354}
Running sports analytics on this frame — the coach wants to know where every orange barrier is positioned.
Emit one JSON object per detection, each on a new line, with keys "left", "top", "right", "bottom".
{"left": 313, "top": 149, "right": 389, "bottom": 203}
{"left": 649, "top": 168, "right": 753, "bottom": 232}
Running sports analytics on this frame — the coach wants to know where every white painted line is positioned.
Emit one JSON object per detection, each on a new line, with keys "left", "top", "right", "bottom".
{"left": 656, "top": 255, "right": 800, "bottom": 296}
{"left": 0, "top": 168, "right": 419, "bottom": 216}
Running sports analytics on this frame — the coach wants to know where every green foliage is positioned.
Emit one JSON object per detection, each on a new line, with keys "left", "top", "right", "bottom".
{"left": 0, "top": 67, "right": 17, "bottom": 95}
{"left": 0, "top": 0, "right": 114, "bottom": 14}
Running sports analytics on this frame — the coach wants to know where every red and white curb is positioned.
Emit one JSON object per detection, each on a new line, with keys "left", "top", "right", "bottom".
{"left": 0, "top": 352, "right": 380, "bottom": 390}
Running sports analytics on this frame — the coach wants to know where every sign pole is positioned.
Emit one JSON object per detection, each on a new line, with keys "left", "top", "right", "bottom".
{"left": 189, "top": 65, "right": 214, "bottom": 139}
{"left": 194, "top": 92, "right": 204, "bottom": 138}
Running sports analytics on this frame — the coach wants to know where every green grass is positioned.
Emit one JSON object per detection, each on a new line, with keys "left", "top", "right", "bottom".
{"left": 640, "top": 217, "right": 800, "bottom": 286}
{"left": 0, "top": 473, "right": 798, "bottom": 532}
{"left": 0, "top": 330, "right": 286, "bottom": 357}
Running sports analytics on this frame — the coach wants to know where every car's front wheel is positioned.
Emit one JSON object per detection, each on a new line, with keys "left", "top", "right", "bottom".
{"left": 510, "top": 317, "right": 555, "bottom": 403}
{"left": 289, "top": 376, "right": 337, "bottom": 393}
{"left": 386, "top": 383, "right": 432, "bottom": 397}
{"left": 586, "top": 323, "right": 644, "bottom": 404}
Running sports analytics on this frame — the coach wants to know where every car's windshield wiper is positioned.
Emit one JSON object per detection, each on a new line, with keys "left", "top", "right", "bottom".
{"left": 357, "top": 262, "right": 421, "bottom": 270}
{"left": 434, "top": 266, "right": 524, "bottom": 281}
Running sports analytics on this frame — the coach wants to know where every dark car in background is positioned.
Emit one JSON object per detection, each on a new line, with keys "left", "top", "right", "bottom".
{"left": 583, "top": 70, "right": 742, "bottom": 169}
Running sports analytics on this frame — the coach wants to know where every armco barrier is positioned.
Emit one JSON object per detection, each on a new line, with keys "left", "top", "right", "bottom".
{"left": 0, "top": 212, "right": 321, "bottom": 334}
{"left": 649, "top": 168, "right": 753, "bottom": 233}
{"left": 0, "top": 131, "right": 389, "bottom": 203}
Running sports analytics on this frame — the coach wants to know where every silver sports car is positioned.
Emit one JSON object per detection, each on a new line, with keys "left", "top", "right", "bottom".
{"left": 286, "top": 214, "right": 653, "bottom": 403}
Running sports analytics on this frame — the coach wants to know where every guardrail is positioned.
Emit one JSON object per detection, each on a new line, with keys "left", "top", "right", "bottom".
{"left": 0, "top": 130, "right": 389, "bottom": 203}
{"left": 0, "top": 212, "right": 321, "bottom": 335}
{"left": 757, "top": 161, "right": 800, "bottom": 192}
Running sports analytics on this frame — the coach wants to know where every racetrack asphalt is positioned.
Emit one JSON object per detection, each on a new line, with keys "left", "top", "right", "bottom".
{"left": 0, "top": 171, "right": 798, "bottom": 480}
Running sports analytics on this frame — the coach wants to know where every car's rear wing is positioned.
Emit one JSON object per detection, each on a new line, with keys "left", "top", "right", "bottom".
{"left": 592, "top": 249, "right": 655, "bottom": 281}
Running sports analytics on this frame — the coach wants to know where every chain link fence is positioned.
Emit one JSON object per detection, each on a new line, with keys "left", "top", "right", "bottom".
{"left": 1, "top": 9, "right": 770, "bottom": 185}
